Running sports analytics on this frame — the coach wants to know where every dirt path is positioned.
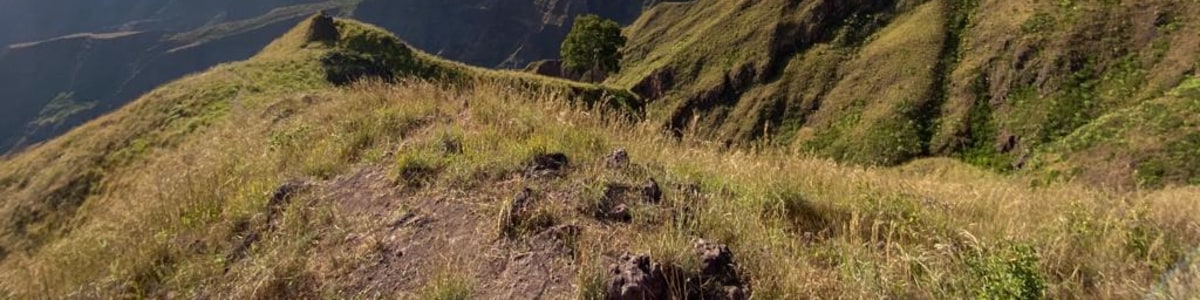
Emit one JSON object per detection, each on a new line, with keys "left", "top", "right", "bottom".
{"left": 314, "top": 167, "right": 577, "bottom": 299}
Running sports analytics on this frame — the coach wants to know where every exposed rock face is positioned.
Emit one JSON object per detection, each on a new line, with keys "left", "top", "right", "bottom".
{"left": 307, "top": 11, "right": 340, "bottom": 43}
{"left": 631, "top": 68, "right": 674, "bottom": 101}
{"left": 607, "top": 253, "right": 669, "bottom": 300}
{"left": 604, "top": 241, "right": 750, "bottom": 300}
{"left": 525, "top": 59, "right": 585, "bottom": 81}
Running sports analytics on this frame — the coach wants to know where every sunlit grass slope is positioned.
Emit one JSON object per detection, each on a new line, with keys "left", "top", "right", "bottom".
{"left": 612, "top": 0, "right": 1200, "bottom": 188}
{"left": 0, "top": 12, "right": 1196, "bottom": 300}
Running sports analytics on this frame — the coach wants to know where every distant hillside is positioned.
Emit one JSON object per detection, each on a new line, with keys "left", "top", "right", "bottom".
{"left": 353, "top": 0, "right": 650, "bottom": 68}
{"left": 612, "top": 0, "right": 1200, "bottom": 187}
{"left": 0, "top": 0, "right": 326, "bottom": 47}
{"left": 0, "top": 14, "right": 313, "bottom": 152}
{"left": 0, "top": 0, "right": 650, "bottom": 153}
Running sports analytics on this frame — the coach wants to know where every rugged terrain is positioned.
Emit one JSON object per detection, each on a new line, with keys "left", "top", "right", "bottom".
{"left": 611, "top": 0, "right": 1200, "bottom": 188}
{"left": 0, "top": 0, "right": 650, "bottom": 152}
{"left": 0, "top": 12, "right": 1197, "bottom": 299}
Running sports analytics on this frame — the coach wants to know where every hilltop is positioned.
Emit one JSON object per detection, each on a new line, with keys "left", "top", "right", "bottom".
{"left": 0, "top": 14, "right": 1197, "bottom": 299}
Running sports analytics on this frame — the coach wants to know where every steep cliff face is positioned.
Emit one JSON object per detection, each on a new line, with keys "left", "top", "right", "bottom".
{"left": 614, "top": 0, "right": 1200, "bottom": 187}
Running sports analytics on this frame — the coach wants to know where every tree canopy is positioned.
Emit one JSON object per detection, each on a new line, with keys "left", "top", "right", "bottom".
{"left": 561, "top": 14, "right": 626, "bottom": 75}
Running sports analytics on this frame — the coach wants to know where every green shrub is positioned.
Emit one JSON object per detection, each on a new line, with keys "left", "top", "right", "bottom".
{"left": 968, "top": 243, "right": 1047, "bottom": 300}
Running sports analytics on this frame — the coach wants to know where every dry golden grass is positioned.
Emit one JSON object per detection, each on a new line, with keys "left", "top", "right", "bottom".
{"left": 2, "top": 76, "right": 1195, "bottom": 298}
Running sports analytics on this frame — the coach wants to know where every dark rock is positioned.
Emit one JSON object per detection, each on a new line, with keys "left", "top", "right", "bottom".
{"left": 724, "top": 285, "right": 748, "bottom": 300}
{"left": 267, "top": 179, "right": 307, "bottom": 228}
{"left": 526, "top": 152, "right": 570, "bottom": 177}
{"left": 695, "top": 239, "right": 735, "bottom": 277}
{"left": 607, "top": 253, "right": 668, "bottom": 300}
{"left": 307, "top": 11, "right": 340, "bottom": 43}
{"left": 641, "top": 178, "right": 662, "bottom": 203}
{"left": 605, "top": 148, "right": 630, "bottom": 169}
{"left": 269, "top": 179, "right": 311, "bottom": 213}
{"left": 690, "top": 239, "right": 750, "bottom": 299}
{"left": 610, "top": 204, "right": 632, "bottom": 223}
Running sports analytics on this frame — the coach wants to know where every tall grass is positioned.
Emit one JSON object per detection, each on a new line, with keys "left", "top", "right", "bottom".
{"left": 0, "top": 74, "right": 1196, "bottom": 298}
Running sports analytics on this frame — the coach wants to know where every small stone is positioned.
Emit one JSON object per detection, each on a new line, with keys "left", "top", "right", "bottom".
{"left": 526, "top": 153, "right": 570, "bottom": 177}
{"left": 641, "top": 178, "right": 662, "bottom": 203}
{"left": 610, "top": 204, "right": 632, "bottom": 223}
{"left": 725, "top": 285, "right": 747, "bottom": 300}
{"left": 605, "top": 148, "right": 630, "bottom": 169}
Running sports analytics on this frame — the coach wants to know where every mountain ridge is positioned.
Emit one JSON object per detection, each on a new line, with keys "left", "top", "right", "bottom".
{"left": 0, "top": 0, "right": 650, "bottom": 153}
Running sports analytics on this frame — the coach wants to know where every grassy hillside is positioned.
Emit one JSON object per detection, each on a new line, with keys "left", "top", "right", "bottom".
{"left": 613, "top": 0, "right": 1200, "bottom": 188}
{"left": 0, "top": 15, "right": 1197, "bottom": 299}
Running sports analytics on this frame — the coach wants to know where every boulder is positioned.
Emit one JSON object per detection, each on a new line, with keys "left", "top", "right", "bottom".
{"left": 695, "top": 239, "right": 735, "bottom": 277}
{"left": 605, "top": 148, "right": 630, "bottom": 169}
{"left": 641, "top": 178, "right": 662, "bottom": 203}
{"left": 607, "top": 253, "right": 668, "bottom": 300}
{"left": 692, "top": 239, "right": 749, "bottom": 300}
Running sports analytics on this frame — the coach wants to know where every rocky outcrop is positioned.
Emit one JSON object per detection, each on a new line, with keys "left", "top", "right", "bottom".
{"left": 605, "top": 240, "right": 750, "bottom": 300}
{"left": 607, "top": 253, "right": 669, "bottom": 300}
{"left": 307, "top": 11, "right": 339, "bottom": 43}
